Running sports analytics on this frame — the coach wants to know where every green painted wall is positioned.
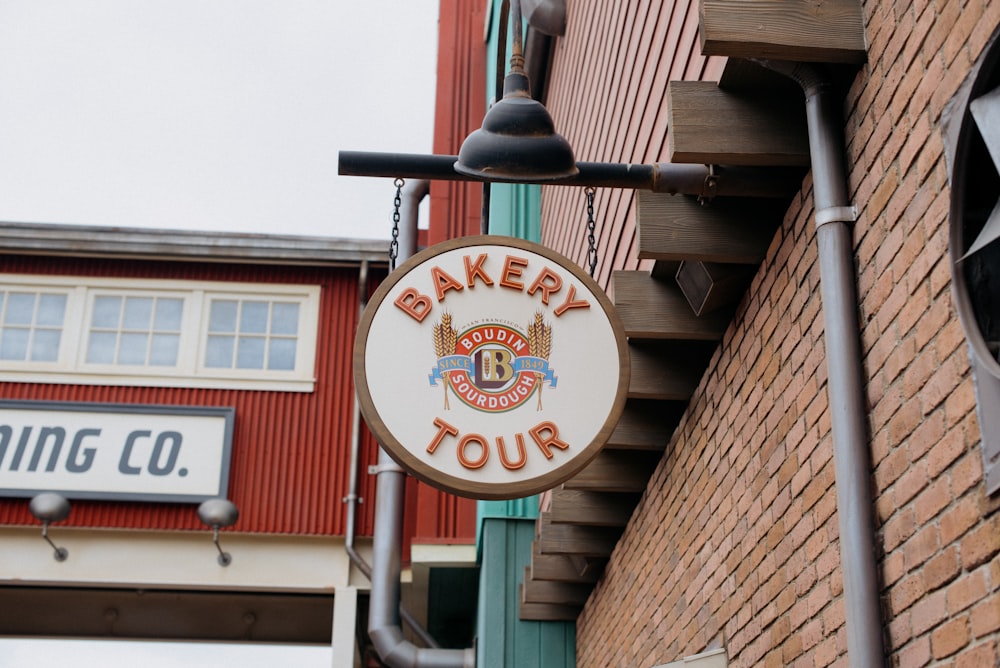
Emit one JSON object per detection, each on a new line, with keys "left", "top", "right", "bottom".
{"left": 476, "top": 518, "right": 575, "bottom": 667}
{"left": 473, "top": 4, "right": 575, "bottom": 667}
{"left": 483, "top": 0, "right": 542, "bottom": 243}
{"left": 488, "top": 183, "right": 541, "bottom": 241}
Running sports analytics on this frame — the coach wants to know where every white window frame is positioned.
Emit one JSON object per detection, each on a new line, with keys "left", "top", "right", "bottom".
{"left": 0, "top": 274, "right": 321, "bottom": 392}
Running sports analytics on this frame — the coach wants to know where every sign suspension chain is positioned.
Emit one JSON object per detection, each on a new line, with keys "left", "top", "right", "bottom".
{"left": 585, "top": 186, "right": 598, "bottom": 278}
{"left": 389, "top": 177, "right": 404, "bottom": 271}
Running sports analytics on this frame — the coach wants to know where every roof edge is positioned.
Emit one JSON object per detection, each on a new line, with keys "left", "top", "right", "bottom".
{"left": 0, "top": 221, "right": 390, "bottom": 267}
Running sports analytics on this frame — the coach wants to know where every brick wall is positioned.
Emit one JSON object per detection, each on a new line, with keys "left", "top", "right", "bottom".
{"left": 574, "top": 1, "right": 1000, "bottom": 666}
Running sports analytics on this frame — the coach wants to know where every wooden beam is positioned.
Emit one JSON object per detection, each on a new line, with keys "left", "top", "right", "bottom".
{"left": 613, "top": 270, "right": 731, "bottom": 340}
{"left": 668, "top": 81, "right": 809, "bottom": 166}
{"left": 548, "top": 488, "right": 638, "bottom": 527}
{"left": 536, "top": 514, "right": 621, "bottom": 557}
{"left": 628, "top": 340, "right": 715, "bottom": 400}
{"left": 531, "top": 542, "right": 605, "bottom": 583}
{"left": 718, "top": 58, "right": 807, "bottom": 94}
{"left": 699, "top": 0, "right": 867, "bottom": 64}
{"left": 605, "top": 398, "right": 681, "bottom": 451}
{"left": 518, "top": 592, "right": 580, "bottom": 621}
{"left": 522, "top": 568, "right": 593, "bottom": 606}
{"left": 563, "top": 449, "right": 660, "bottom": 493}
{"left": 637, "top": 193, "right": 784, "bottom": 264}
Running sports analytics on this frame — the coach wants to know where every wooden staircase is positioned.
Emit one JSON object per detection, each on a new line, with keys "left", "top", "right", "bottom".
{"left": 518, "top": 57, "right": 819, "bottom": 621}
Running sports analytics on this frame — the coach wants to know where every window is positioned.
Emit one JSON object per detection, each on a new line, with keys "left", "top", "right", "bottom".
{"left": 0, "top": 289, "right": 67, "bottom": 362}
{"left": 0, "top": 275, "right": 320, "bottom": 392}
{"left": 204, "top": 298, "right": 300, "bottom": 371}
{"left": 86, "top": 295, "right": 183, "bottom": 366}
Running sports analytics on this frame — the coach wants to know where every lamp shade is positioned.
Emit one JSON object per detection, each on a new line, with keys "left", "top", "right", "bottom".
{"left": 29, "top": 493, "right": 71, "bottom": 523}
{"left": 455, "top": 71, "right": 578, "bottom": 182}
{"left": 197, "top": 498, "right": 239, "bottom": 528}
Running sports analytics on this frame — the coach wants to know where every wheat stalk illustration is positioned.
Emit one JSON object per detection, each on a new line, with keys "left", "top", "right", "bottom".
{"left": 527, "top": 311, "right": 552, "bottom": 410}
{"left": 433, "top": 313, "right": 458, "bottom": 409}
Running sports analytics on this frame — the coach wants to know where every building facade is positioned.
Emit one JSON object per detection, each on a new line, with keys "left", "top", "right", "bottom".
{"left": 0, "top": 223, "right": 479, "bottom": 666}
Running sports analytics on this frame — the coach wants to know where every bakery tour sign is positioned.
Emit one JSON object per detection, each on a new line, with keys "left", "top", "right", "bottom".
{"left": 354, "top": 236, "right": 629, "bottom": 499}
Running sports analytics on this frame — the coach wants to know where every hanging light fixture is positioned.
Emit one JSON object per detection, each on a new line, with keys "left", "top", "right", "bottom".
{"left": 197, "top": 498, "right": 239, "bottom": 566}
{"left": 29, "top": 492, "right": 70, "bottom": 561}
{"left": 454, "top": 0, "right": 578, "bottom": 182}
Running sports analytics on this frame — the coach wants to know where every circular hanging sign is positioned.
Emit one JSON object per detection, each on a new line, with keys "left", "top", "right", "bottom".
{"left": 354, "top": 235, "right": 630, "bottom": 500}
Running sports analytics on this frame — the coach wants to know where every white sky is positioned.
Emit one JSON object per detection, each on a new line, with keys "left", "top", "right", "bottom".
{"left": 0, "top": 0, "right": 440, "bottom": 240}
{"left": 0, "top": 0, "right": 440, "bottom": 665}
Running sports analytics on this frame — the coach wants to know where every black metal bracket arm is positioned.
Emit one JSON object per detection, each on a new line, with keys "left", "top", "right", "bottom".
{"left": 338, "top": 150, "right": 803, "bottom": 198}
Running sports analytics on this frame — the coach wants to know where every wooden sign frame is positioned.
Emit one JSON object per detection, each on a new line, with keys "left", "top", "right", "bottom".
{"left": 353, "top": 236, "right": 630, "bottom": 500}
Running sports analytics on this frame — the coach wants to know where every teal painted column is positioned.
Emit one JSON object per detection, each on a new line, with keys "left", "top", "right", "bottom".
{"left": 474, "top": 3, "right": 576, "bottom": 666}
{"left": 488, "top": 183, "right": 541, "bottom": 241}
{"left": 483, "top": 0, "right": 542, "bottom": 244}
{"left": 476, "top": 518, "right": 575, "bottom": 667}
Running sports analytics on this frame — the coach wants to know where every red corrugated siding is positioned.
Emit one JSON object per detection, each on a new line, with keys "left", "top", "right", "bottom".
{"left": 540, "top": 0, "right": 727, "bottom": 290}
{"left": 428, "top": 0, "right": 487, "bottom": 245}
{"left": 396, "top": 0, "right": 486, "bottom": 547}
{"left": 0, "top": 255, "right": 383, "bottom": 537}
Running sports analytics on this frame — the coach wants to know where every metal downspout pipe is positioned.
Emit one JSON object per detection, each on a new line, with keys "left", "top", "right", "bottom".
{"left": 759, "top": 60, "right": 885, "bottom": 666}
{"left": 346, "top": 179, "right": 429, "bottom": 581}
{"left": 345, "top": 259, "right": 372, "bottom": 581}
{"left": 364, "top": 179, "right": 475, "bottom": 668}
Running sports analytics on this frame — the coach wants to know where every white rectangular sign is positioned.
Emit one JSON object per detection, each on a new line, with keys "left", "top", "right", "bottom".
{"left": 0, "top": 401, "right": 234, "bottom": 502}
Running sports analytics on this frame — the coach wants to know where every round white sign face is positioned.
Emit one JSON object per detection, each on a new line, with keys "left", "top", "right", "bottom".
{"left": 354, "top": 236, "right": 629, "bottom": 499}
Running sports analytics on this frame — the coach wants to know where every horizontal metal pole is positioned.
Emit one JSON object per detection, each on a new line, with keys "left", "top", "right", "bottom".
{"left": 338, "top": 151, "right": 803, "bottom": 198}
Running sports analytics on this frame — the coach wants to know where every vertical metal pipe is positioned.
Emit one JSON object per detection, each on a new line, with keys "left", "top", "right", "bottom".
{"left": 760, "top": 60, "right": 886, "bottom": 666}
{"left": 807, "top": 83, "right": 885, "bottom": 667}
{"left": 399, "top": 180, "right": 429, "bottom": 260}
{"left": 345, "top": 261, "right": 373, "bottom": 581}
{"left": 366, "top": 188, "right": 474, "bottom": 668}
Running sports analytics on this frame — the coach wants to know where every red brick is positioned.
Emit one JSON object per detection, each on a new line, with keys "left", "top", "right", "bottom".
{"left": 951, "top": 450, "right": 984, "bottom": 497}
{"left": 904, "top": 523, "right": 941, "bottom": 571}
{"left": 914, "top": 475, "right": 951, "bottom": 524}
{"left": 955, "top": 640, "right": 998, "bottom": 668}
{"left": 895, "top": 458, "right": 931, "bottom": 507}
{"left": 940, "top": 494, "right": 983, "bottom": 545}
{"left": 931, "top": 615, "right": 970, "bottom": 659}
{"left": 888, "top": 401, "right": 924, "bottom": 455}
{"left": 927, "top": 423, "right": 970, "bottom": 477}
{"left": 969, "top": 591, "right": 1000, "bottom": 637}
{"left": 923, "top": 546, "right": 961, "bottom": 591}
{"left": 889, "top": 571, "right": 926, "bottom": 615}
{"left": 883, "top": 505, "right": 918, "bottom": 551}
{"left": 945, "top": 374, "right": 975, "bottom": 431}
{"left": 919, "top": 355, "right": 964, "bottom": 414}
{"left": 948, "top": 565, "right": 990, "bottom": 617}
{"left": 909, "top": 410, "right": 947, "bottom": 464}
{"left": 897, "top": 636, "right": 932, "bottom": 667}
{"left": 960, "top": 516, "right": 1000, "bottom": 570}
{"left": 911, "top": 589, "right": 948, "bottom": 635}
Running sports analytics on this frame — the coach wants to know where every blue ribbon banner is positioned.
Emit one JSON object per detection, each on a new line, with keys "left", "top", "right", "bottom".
{"left": 428, "top": 355, "right": 471, "bottom": 385}
{"left": 428, "top": 355, "right": 557, "bottom": 388}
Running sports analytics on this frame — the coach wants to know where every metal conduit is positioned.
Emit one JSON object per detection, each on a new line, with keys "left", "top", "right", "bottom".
{"left": 758, "top": 60, "right": 886, "bottom": 667}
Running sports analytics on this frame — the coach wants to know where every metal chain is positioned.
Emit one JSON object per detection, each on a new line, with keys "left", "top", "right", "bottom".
{"left": 585, "top": 187, "right": 598, "bottom": 278}
{"left": 389, "top": 178, "right": 404, "bottom": 270}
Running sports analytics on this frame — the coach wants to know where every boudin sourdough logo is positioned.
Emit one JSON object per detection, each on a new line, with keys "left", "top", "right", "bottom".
{"left": 430, "top": 314, "right": 555, "bottom": 413}
{"left": 354, "top": 236, "right": 629, "bottom": 500}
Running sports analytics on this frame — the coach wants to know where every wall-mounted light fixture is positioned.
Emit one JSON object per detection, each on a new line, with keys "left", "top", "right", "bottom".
{"left": 29, "top": 493, "right": 71, "bottom": 561}
{"left": 197, "top": 498, "right": 239, "bottom": 566}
